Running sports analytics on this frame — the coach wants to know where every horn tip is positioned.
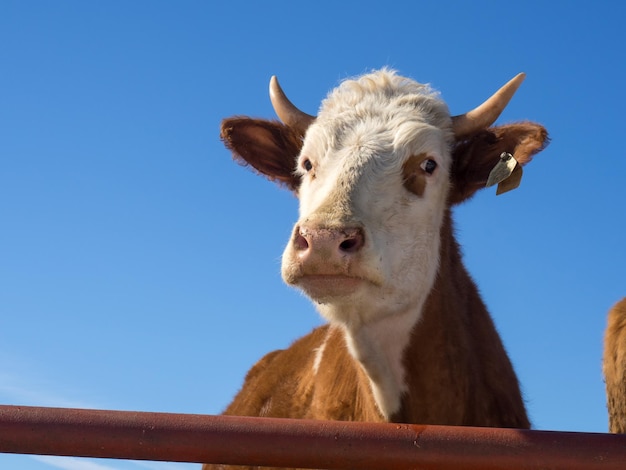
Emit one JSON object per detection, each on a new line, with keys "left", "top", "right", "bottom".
{"left": 501, "top": 72, "right": 526, "bottom": 96}
{"left": 269, "top": 75, "right": 281, "bottom": 99}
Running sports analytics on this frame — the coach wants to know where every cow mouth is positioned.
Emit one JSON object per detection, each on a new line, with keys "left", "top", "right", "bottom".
{"left": 296, "top": 274, "right": 370, "bottom": 300}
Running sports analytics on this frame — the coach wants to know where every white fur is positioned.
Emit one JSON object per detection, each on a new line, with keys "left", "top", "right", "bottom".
{"left": 312, "top": 328, "right": 330, "bottom": 375}
{"left": 281, "top": 70, "right": 454, "bottom": 418}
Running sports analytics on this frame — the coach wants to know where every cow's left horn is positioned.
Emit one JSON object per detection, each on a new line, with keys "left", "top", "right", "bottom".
{"left": 451, "top": 73, "right": 526, "bottom": 138}
{"left": 269, "top": 76, "right": 316, "bottom": 136}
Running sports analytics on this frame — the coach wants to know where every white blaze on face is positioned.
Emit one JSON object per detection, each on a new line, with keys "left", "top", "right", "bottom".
{"left": 280, "top": 70, "right": 454, "bottom": 418}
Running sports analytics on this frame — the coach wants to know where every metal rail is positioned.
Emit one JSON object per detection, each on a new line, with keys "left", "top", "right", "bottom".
{"left": 0, "top": 404, "right": 623, "bottom": 469}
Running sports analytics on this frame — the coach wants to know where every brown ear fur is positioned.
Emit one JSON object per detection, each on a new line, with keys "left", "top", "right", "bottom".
{"left": 450, "top": 122, "right": 549, "bottom": 204}
{"left": 220, "top": 117, "right": 303, "bottom": 190}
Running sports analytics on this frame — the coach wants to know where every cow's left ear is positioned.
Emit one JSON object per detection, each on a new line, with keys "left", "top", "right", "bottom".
{"left": 449, "top": 122, "right": 549, "bottom": 205}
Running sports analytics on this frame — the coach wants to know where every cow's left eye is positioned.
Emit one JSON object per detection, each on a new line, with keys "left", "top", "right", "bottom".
{"left": 302, "top": 158, "right": 313, "bottom": 172}
{"left": 421, "top": 159, "right": 437, "bottom": 175}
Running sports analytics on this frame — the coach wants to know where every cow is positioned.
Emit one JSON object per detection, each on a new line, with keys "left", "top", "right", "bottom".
{"left": 603, "top": 297, "right": 626, "bottom": 433}
{"left": 205, "top": 69, "right": 548, "bottom": 469}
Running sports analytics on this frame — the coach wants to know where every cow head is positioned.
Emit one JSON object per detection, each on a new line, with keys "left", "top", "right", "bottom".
{"left": 220, "top": 70, "right": 548, "bottom": 329}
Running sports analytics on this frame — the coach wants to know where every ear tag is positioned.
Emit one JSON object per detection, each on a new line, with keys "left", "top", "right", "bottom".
{"left": 486, "top": 152, "right": 523, "bottom": 195}
{"left": 487, "top": 152, "right": 517, "bottom": 187}
{"left": 496, "top": 164, "right": 523, "bottom": 195}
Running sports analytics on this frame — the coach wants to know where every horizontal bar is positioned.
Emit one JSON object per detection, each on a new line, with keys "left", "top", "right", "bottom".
{"left": 0, "top": 404, "right": 624, "bottom": 469}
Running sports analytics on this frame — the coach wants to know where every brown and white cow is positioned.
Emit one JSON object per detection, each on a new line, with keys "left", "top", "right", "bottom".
{"left": 604, "top": 297, "right": 626, "bottom": 433}
{"left": 207, "top": 70, "right": 548, "bottom": 468}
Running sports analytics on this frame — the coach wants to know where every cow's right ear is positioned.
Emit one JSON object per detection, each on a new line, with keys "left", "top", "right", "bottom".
{"left": 220, "top": 117, "right": 303, "bottom": 191}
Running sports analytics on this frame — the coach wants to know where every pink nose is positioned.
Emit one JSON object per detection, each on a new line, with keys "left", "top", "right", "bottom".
{"left": 293, "top": 226, "right": 365, "bottom": 259}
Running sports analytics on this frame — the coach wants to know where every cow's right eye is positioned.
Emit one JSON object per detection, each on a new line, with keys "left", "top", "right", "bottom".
{"left": 302, "top": 159, "right": 313, "bottom": 172}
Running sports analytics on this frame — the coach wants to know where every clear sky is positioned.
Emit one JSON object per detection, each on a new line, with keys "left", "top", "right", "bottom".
{"left": 1, "top": 1, "right": 625, "bottom": 469}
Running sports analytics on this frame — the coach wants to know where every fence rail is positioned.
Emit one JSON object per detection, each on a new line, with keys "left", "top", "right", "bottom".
{"left": 0, "top": 404, "right": 624, "bottom": 469}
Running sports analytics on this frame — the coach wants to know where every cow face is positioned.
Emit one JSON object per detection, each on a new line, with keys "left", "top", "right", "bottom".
{"left": 280, "top": 72, "right": 453, "bottom": 327}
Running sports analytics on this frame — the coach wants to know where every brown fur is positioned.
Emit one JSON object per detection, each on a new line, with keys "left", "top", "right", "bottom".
{"left": 222, "top": 325, "right": 382, "bottom": 422}
{"left": 396, "top": 212, "right": 530, "bottom": 426}
{"left": 603, "top": 298, "right": 626, "bottom": 433}
{"left": 220, "top": 118, "right": 302, "bottom": 190}
{"left": 206, "top": 113, "right": 548, "bottom": 470}
{"left": 401, "top": 153, "right": 429, "bottom": 197}
{"left": 450, "top": 122, "right": 549, "bottom": 204}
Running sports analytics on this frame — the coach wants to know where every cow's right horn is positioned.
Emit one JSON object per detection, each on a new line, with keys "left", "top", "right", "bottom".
{"left": 270, "top": 76, "right": 316, "bottom": 136}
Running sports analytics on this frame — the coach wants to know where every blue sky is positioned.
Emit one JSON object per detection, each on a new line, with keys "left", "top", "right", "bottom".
{"left": 1, "top": 1, "right": 625, "bottom": 469}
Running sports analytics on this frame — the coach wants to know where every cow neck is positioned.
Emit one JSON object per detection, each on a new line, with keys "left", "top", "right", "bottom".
{"left": 392, "top": 210, "right": 526, "bottom": 427}
{"left": 339, "top": 211, "right": 451, "bottom": 420}
{"left": 393, "top": 209, "right": 470, "bottom": 423}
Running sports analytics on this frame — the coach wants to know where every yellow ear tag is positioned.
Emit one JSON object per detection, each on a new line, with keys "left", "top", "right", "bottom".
{"left": 486, "top": 152, "right": 523, "bottom": 195}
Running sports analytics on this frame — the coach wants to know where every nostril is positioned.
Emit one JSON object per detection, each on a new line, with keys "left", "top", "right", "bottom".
{"left": 339, "top": 239, "right": 358, "bottom": 252}
{"left": 339, "top": 229, "right": 365, "bottom": 253}
{"left": 294, "top": 230, "right": 309, "bottom": 251}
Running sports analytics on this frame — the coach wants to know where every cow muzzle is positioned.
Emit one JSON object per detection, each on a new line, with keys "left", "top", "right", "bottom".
{"left": 282, "top": 224, "right": 374, "bottom": 301}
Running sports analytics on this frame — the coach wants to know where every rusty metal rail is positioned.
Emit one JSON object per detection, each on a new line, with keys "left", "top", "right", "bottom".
{"left": 0, "top": 404, "right": 624, "bottom": 469}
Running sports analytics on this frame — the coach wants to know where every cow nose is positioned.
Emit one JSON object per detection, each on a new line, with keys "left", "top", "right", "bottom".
{"left": 294, "top": 226, "right": 365, "bottom": 256}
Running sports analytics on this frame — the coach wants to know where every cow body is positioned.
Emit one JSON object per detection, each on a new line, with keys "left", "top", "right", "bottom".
{"left": 604, "top": 297, "right": 626, "bottom": 433}
{"left": 206, "top": 69, "right": 548, "bottom": 469}
{"left": 222, "top": 212, "right": 529, "bottom": 427}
